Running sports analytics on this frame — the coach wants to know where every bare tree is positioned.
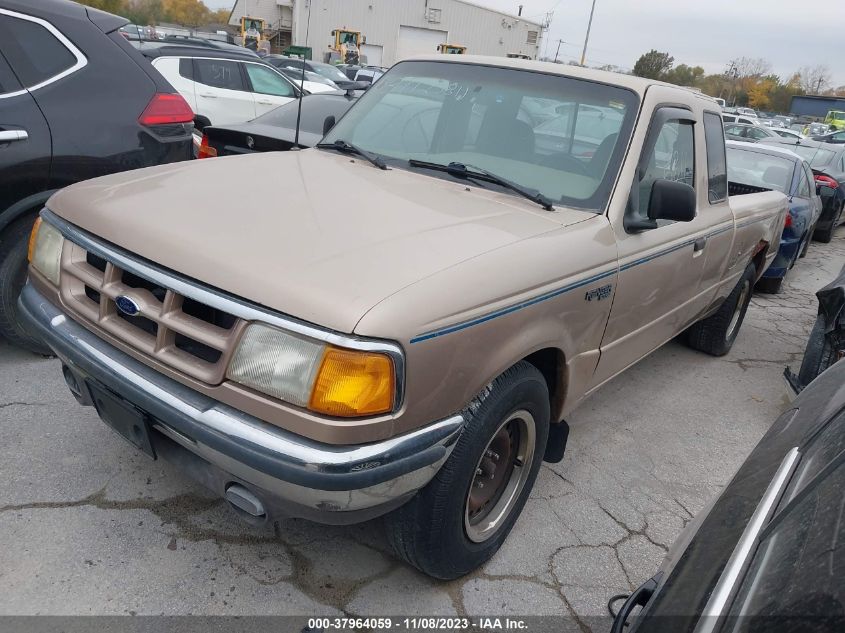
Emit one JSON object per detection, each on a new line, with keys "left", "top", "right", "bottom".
{"left": 797, "top": 65, "right": 832, "bottom": 94}
{"left": 729, "top": 57, "right": 772, "bottom": 79}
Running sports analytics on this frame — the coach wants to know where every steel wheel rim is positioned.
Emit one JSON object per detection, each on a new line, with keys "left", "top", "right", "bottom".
{"left": 727, "top": 280, "right": 750, "bottom": 340}
{"left": 464, "top": 410, "right": 536, "bottom": 544}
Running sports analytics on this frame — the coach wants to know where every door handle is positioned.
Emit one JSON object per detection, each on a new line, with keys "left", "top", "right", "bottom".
{"left": 0, "top": 130, "right": 28, "bottom": 142}
{"left": 693, "top": 237, "right": 707, "bottom": 252}
{"left": 199, "top": 93, "right": 217, "bottom": 98}
{"left": 256, "top": 100, "right": 273, "bottom": 105}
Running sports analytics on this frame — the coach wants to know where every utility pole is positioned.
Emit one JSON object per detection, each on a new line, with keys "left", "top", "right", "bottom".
{"left": 816, "top": 76, "right": 824, "bottom": 94}
{"left": 554, "top": 39, "right": 565, "bottom": 63}
{"left": 580, "top": 0, "right": 597, "bottom": 66}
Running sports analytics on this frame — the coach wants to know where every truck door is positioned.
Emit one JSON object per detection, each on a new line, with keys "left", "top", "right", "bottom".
{"left": 590, "top": 92, "right": 719, "bottom": 389}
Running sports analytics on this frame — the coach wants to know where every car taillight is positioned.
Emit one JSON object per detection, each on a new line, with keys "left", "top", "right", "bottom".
{"left": 197, "top": 134, "right": 217, "bottom": 159}
{"left": 138, "top": 93, "right": 194, "bottom": 126}
{"left": 814, "top": 174, "right": 839, "bottom": 189}
{"left": 784, "top": 213, "right": 793, "bottom": 228}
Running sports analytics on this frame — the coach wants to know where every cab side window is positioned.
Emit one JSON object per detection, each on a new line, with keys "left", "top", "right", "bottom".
{"left": 704, "top": 112, "right": 728, "bottom": 203}
{"left": 638, "top": 119, "right": 695, "bottom": 214}
{"left": 194, "top": 59, "right": 245, "bottom": 91}
{"left": 244, "top": 64, "right": 295, "bottom": 97}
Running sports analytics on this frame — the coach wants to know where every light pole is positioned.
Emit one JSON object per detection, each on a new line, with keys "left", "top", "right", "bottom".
{"left": 580, "top": 0, "right": 597, "bottom": 66}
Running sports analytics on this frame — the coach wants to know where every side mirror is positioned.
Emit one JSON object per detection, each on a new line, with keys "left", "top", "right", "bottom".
{"left": 322, "top": 115, "right": 336, "bottom": 136}
{"left": 648, "top": 179, "right": 697, "bottom": 222}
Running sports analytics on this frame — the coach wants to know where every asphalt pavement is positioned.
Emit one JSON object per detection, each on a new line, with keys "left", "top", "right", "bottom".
{"left": 1, "top": 227, "right": 843, "bottom": 628}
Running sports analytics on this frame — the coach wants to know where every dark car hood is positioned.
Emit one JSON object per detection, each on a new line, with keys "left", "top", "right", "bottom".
{"left": 633, "top": 360, "right": 845, "bottom": 631}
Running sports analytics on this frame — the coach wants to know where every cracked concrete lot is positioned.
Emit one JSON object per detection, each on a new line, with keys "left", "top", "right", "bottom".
{"left": 1, "top": 229, "right": 843, "bottom": 626}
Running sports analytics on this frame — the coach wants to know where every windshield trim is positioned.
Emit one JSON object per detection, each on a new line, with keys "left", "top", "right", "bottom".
{"left": 323, "top": 59, "right": 642, "bottom": 214}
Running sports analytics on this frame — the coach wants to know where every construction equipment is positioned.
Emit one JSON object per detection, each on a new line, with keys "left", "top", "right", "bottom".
{"left": 326, "top": 28, "right": 365, "bottom": 65}
{"left": 437, "top": 44, "right": 467, "bottom": 55}
{"left": 240, "top": 16, "right": 264, "bottom": 51}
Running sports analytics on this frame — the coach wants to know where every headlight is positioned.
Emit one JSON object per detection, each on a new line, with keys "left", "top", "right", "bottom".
{"left": 227, "top": 324, "right": 396, "bottom": 417}
{"left": 28, "top": 218, "right": 64, "bottom": 285}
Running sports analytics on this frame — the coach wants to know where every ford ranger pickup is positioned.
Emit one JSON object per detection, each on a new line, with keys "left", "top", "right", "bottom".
{"left": 19, "top": 56, "right": 786, "bottom": 580}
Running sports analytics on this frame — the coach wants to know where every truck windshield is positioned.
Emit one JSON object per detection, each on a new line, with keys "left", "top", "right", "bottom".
{"left": 322, "top": 60, "right": 639, "bottom": 212}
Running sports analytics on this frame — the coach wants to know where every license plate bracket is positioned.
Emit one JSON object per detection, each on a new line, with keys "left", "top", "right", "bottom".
{"left": 88, "top": 382, "right": 156, "bottom": 459}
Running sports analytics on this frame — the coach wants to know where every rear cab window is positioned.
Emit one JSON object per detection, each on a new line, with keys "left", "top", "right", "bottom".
{"left": 703, "top": 112, "right": 728, "bottom": 202}
{"left": 0, "top": 9, "right": 84, "bottom": 89}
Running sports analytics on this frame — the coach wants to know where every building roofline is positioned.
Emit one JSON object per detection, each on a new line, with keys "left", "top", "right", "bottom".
{"left": 791, "top": 94, "right": 845, "bottom": 101}
{"left": 453, "top": 0, "right": 543, "bottom": 27}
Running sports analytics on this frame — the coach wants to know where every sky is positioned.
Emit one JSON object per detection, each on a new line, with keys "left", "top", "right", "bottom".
{"left": 203, "top": 0, "right": 844, "bottom": 87}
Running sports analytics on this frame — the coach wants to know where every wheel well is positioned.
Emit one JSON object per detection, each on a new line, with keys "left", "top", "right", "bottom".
{"left": 522, "top": 347, "right": 566, "bottom": 422}
{"left": 194, "top": 115, "right": 211, "bottom": 131}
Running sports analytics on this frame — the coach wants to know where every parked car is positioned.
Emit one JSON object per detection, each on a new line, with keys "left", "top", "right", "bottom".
{"left": 199, "top": 92, "right": 358, "bottom": 157}
{"left": 613, "top": 356, "right": 845, "bottom": 633}
{"left": 273, "top": 66, "right": 338, "bottom": 94}
{"left": 19, "top": 57, "right": 786, "bottom": 580}
{"left": 824, "top": 109, "right": 845, "bottom": 130}
{"left": 722, "top": 113, "right": 758, "bottom": 125}
{"left": 786, "top": 262, "right": 845, "bottom": 392}
{"left": 773, "top": 114, "right": 792, "bottom": 127}
{"left": 804, "top": 121, "right": 831, "bottom": 136}
{"left": 139, "top": 46, "right": 301, "bottom": 129}
{"left": 353, "top": 66, "right": 386, "bottom": 84}
{"left": 726, "top": 141, "right": 821, "bottom": 293}
{"left": 723, "top": 122, "right": 781, "bottom": 142}
{"left": 265, "top": 56, "right": 366, "bottom": 91}
{"left": 761, "top": 137, "right": 845, "bottom": 242}
{"left": 812, "top": 129, "right": 845, "bottom": 144}
{"left": 0, "top": 0, "right": 193, "bottom": 353}
{"left": 772, "top": 127, "right": 804, "bottom": 140}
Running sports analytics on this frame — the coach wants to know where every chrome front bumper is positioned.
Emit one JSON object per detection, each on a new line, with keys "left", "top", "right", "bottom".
{"left": 19, "top": 283, "right": 464, "bottom": 524}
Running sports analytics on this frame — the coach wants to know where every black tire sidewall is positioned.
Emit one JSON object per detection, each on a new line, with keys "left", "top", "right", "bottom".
{"left": 394, "top": 363, "right": 550, "bottom": 578}
{"left": 724, "top": 264, "right": 756, "bottom": 347}
{"left": 0, "top": 214, "right": 45, "bottom": 352}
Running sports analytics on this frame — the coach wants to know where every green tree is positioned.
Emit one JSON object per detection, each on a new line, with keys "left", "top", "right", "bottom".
{"left": 163, "top": 0, "right": 210, "bottom": 26}
{"left": 663, "top": 64, "right": 705, "bottom": 87}
{"left": 632, "top": 50, "right": 674, "bottom": 80}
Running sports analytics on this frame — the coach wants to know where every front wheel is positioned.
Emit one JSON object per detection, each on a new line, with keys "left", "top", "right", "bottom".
{"left": 385, "top": 361, "right": 550, "bottom": 580}
{"left": 755, "top": 275, "right": 784, "bottom": 294}
{"left": 686, "top": 262, "right": 756, "bottom": 357}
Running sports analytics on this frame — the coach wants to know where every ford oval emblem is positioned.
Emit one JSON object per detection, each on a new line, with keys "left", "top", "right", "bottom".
{"left": 115, "top": 295, "right": 140, "bottom": 316}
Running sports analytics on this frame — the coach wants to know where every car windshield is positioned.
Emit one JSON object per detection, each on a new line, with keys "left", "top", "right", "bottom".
{"left": 833, "top": 112, "right": 845, "bottom": 120}
{"left": 727, "top": 147, "right": 794, "bottom": 193}
{"left": 314, "top": 63, "right": 351, "bottom": 83}
{"left": 322, "top": 60, "right": 639, "bottom": 211}
{"left": 789, "top": 145, "right": 836, "bottom": 168}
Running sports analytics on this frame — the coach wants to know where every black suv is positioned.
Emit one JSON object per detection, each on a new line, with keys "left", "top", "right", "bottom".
{"left": 0, "top": 0, "right": 193, "bottom": 353}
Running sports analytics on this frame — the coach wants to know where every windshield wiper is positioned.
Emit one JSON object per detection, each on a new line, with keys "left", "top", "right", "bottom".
{"left": 408, "top": 159, "right": 555, "bottom": 211}
{"left": 316, "top": 139, "right": 387, "bottom": 170}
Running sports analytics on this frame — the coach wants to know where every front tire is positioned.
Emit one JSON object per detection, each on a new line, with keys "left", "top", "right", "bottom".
{"left": 385, "top": 361, "right": 550, "bottom": 580}
{"left": 798, "top": 315, "right": 837, "bottom": 386}
{"left": 0, "top": 214, "right": 52, "bottom": 355}
{"left": 686, "top": 262, "right": 756, "bottom": 357}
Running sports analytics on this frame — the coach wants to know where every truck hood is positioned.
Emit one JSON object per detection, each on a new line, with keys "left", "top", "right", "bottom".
{"left": 48, "top": 150, "right": 592, "bottom": 333}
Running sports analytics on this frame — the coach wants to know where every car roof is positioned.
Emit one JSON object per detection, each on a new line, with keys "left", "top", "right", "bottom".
{"left": 135, "top": 43, "right": 259, "bottom": 61}
{"left": 726, "top": 139, "right": 802, "bottom": 162}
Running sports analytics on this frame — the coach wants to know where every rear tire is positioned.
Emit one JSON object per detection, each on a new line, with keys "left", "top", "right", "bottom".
{"left": 815, "top": 203, "right": 844, "bottom": 243}
{"left": 686, "top": 262, "right": 756, "bottom": 357}
{"left": 385, "top": 361, "right": 550, "bottom": 580}
{"left": 0, "top": 214, "right": 52, "bottom": 355}
{"left": 798, "top": 315, "right": 837, "bottom": 386}
{"left": 755, "top": 275, "right": 784, "bottom": 294}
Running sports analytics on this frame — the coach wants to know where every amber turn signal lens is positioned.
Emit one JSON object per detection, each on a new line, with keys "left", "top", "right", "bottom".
{"left": 27, "top": 217, "right": 42, "bottom": 263}
{"left": 309, "top": 347, "right": 395, "bottom": 417}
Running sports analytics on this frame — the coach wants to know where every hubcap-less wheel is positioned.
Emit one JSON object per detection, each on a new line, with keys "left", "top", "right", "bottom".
{"left": 727, "top": 279, "right": 750, "bottom": 341}
{"left": 465, "top": 410, "right": 536, "bottom": 543}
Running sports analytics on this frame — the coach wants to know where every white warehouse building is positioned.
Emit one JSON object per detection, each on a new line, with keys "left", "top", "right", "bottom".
{"left": 229, "top": 0, "right": 543, "bottom": 66}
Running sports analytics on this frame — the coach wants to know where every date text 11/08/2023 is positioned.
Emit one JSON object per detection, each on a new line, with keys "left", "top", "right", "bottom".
{"left": 306, "top": 617, "right": 529, "bottom": 630}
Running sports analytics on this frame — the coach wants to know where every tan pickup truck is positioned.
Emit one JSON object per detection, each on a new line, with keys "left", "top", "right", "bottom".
{"left": 20, "top": 56, "right": 786, "bottom": 580}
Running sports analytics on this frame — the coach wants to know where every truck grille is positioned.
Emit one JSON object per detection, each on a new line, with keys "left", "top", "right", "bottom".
{"left": 59, "top": 241, "right": 245, "bottom": 384}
